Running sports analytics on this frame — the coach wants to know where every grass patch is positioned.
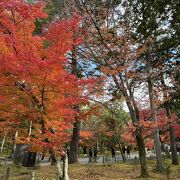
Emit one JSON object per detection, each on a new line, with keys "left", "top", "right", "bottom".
{"left": 0, "top": 165, "right": 57, "bottom": 180}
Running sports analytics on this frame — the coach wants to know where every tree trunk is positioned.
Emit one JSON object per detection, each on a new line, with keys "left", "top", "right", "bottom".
{"left": 124, "top": 96, "right": 149, "bottom": 177}
{"left": 12, "top": 130, "right": 18, "bottom": 158}
{"left": 28, "top": 121, "right": 32, "bottom": 136}
{"left": 161, "top": 76, "right": 179, "bottom": 165}
{"left": 165, "top": 104, "right": 178, "bottom": 165}
{"left": 169, "top": 125, "right": 179, "bottom": 165}
{"left": 116, "top": 137, "right": 126, "bottom": 162}
{"left": 68, "top": 120, "right": 80, "bottom": 164}
{"left": 63, "top": 154, "right": 69, "bottom": 180}
{"left": 148, "top": 77, "right": 164, "bottom": 171}
{"left": 113, "top": 74, "right": 149, "bottom": 176}
{"left": 0, "top": 132, "right": 6, "bottom": 153}
{"left": 56, "top": 154, "right": 69, "bottom": 180}
{"left": 154, "top": 127, "right": 164, "bottom": 171}
{"left": 136, "top": 129, "right": 149, "bottom": 177}
{"left": 68, "top": 47, "right": 81, "bottom": 164}
{"left": 56, "top": 158, "right": 63, "bottom": 180}
{"left": 125, "top": 100, "right": 149, "bottom": 177}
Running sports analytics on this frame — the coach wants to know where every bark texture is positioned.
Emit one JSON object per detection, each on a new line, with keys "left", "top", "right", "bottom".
{"left": 112, "top": 75, "right": 149, "bottom": 177}
{"left": 169, "top": 125, "right": 179, "bottom": 165}
{"left": 68, "top": 48, "right": 81, "bottom": 164}
{"left": 68, "top": 120, "right": 80, "bottom": 164}
{"left": 148, "top": 76, "right": 164, "bottom": 171}
{"left": 161, "top": 77, "right": 179, "bottom": 165}
{"left": 136, "top": 130, "right": 149, "bottom": 177}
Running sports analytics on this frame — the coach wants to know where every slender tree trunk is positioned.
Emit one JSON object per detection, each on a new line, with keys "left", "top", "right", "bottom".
{"left": 63, "top": 154, "right": 69, "bottom": 180}
{"left": 154, "top": 127, "right": 164, "bottom": 170}
{"left": 112, "top": 75, "right": 149, "bottom": 177}
{"left": 13, "top": 130, "right": 18, "bottom": 157}
{"left": 0, "top": 131, "right": 6, "bottom": 153}
{"left": 116, "top": 137, "right": 126, "bottom": 162}
{"left": 161, "top": 77, "right": 179, "bottom": 165}
{"left": 148, "top": 76, "right": 164, "bottom": 171}
{"left": 125, "top": 96, "right": 149, "bottom": 176}
{"left": 125, "top": 100, "right": 149, "bottom": 177}
{"left": 28, "top": 121, "right": 32, "bottom": 136}
{"left": 69, "top": 120, "right": 80, "bottom": 164}
{"left": 136, "top": 129, "right": 149, "bottom": 177}
{"left": 165, "top": 102, "right": 178, "bottom": 165}
{"left": 169, "top": 125, "right": 179, "bottom": 165}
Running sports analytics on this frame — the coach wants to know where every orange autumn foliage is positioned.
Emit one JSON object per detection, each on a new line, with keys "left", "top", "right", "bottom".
{"left": 122, "top": 108, "right": 178, "bottom": 148}
{"left": 0, "top": 0, "right": 89, "bottom": 154}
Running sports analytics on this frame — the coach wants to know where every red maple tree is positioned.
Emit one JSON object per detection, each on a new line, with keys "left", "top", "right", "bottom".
{"left": 0, "top": 0, "right": 86, "bottom": 156}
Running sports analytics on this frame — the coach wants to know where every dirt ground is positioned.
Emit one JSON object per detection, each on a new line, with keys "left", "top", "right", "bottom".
{"left": 0, "top": 159, "right": 180, "bottom": 179}
{"left": 68, "top": 161, "right": 180, "bottom": 180}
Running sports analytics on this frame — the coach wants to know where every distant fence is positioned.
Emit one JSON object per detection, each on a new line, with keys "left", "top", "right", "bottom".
{"left": 101, "top": 153, "right": 158, "bottom": 164}
{"left": 102, "top": 156, "right": 123, "bottom": 164}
